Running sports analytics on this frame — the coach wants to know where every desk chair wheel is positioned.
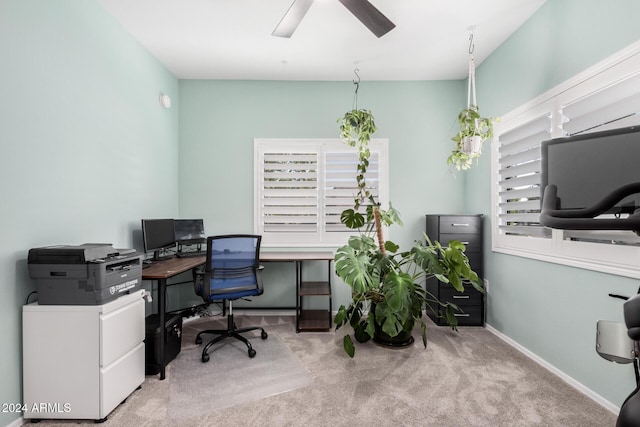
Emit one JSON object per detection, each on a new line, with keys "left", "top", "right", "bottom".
{"left": 248, "top": 347, "right": 256, "bottom": 358}
{"left": 261, "top": 331, "right": 268, "bottom": 340}
{"left": 195, "top": 336, "right": 202, "bottom": 345}
{"left": 202, "top": 353, "right": 210, "bottom": 363}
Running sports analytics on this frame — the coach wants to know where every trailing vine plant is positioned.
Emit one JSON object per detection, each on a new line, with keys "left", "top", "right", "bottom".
{"left": 447, "top": 28, "right": 496, "bottom": 171}
{"left": 333, "top": 69, "right": 482, "bottom": 357}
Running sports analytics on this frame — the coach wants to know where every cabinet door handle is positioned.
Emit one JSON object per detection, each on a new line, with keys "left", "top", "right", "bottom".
{"left": 451, "top": 223, "right": 470, "bottom": 227}
{"left": 452, "top": 295, "right": 470, "bottom": 299}
{"left": 454, "top": 313, "right": 470, "bottom": 317}
{"left": 460, "top": 241, "right": 470, "bottom": 245}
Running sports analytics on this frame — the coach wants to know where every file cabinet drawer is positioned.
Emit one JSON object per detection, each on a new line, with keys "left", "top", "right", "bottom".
{"left": 439, "top": 286, "right": 483, "bottom": 306}
{"left": 439, "top": 233, "right": 482, "bottom": 252}
{"left": 100, "top": 297, "right": 145, "bottom": 366}
{"left": 438, "top": 216, "right": 481, "bottom": 234}
{"left": 100, "top": 343, "right": 145, "bottom": 417}
{"left": 449, "top": 305, "right": 483, "bottom": 326}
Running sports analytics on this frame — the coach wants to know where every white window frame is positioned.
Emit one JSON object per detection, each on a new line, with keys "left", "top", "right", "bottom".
{"left": 492, "top": 40, "right": 640, "bottom": 278}
{"left": 254, "top": 138, "right": 389, "bottom": 248}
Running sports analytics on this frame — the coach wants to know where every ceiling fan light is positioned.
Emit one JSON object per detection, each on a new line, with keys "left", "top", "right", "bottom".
{"left": 272, "top": 0, "right": 314, "bottom": 38}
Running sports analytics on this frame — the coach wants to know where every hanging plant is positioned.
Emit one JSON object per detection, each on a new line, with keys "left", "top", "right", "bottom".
{"left": 447, "top": 105, "right": 494, "bottom": 171}
{"left": 447, "top": 28, "right": 496, "bottom": 171}
{"left": 338, "top": 108, "right": 377, "bottom": 209}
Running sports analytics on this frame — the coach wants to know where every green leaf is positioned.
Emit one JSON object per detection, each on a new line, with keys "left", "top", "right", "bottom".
{"left": 384, "top": 240, "right": 399, "bottom": 253}
{"left": 334, "top": 245, "right": 373, "bottom": 294}
{"left": 343, "top": 334, "right": 355, "bottom": 358}
{"left": 365, "top": 317, "right": 375, "bottom": 338}
{"left": 340, "top": 209, "right": 365, "bottom": 229}
{"left": 419, "top": 320, "right": 427, "bottom": 349}
{"left": 469, "top": 276, "right": 485, "bottom": 294}
{"left": 334, "top": 305, "right": 347, "bottom": 329}
{"left": 385, "top": 202, "right": 403, "bottom": 226}
{"left": 382, "top": 270, "right": 413, "bottom": 312}
{"left": 348, "top": 234, "right": 376, "bottom": 251}
{"left": 443, "top": 305, "right": 459, "bottom": 330}
{"left": 354, "top": 321, "right": 371, "bottom": 343}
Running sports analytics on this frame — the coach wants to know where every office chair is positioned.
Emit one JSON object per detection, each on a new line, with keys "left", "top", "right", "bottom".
{"left": 193, "top": 234, "right": 268, "bottom": 362}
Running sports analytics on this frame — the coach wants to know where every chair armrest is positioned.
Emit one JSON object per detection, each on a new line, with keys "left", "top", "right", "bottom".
{"left": 256, "top": 265, "right": 264, "bottom": 293}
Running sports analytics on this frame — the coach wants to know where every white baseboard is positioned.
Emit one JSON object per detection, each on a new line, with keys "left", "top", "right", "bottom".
{"left": 182, "top": 309, "right": 296, "bottom": 324}
{"left": 485, "top": 323, "right": 620, "bottom": 415}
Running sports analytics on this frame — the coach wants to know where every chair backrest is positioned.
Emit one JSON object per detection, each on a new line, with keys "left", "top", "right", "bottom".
{"left": 196, "top": 235, "right": 263, "bottom": 301}
{"left": 205, "top": 234, "right": 261, "bottom": 272}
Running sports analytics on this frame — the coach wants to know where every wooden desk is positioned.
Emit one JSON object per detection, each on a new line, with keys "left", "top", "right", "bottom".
{"left": 142, "top": 256, "right": 206, "bottom": 379}
{"left": 261, "top": 252, "right": 334, "bottom": 332}
{"left": 142, "top": 251, "right": 333, "bottom": 378}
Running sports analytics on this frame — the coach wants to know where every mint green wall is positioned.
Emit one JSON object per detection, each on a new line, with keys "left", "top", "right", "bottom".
{"left": 0, "top": 2, "right": 179, "bottom": 425}
{"left": 4, "top": 0, "right": 638, "bottom": 424}
{"left": 178, "top": 79, "right": 467, "bottom": 309}
{"left": 465, "top": 0, "right": 640, "bottom": 407}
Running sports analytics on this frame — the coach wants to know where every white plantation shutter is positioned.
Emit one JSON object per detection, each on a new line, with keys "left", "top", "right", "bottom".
{"left": 255, "top": 139, "right": 388, "bottom": 247}
{"left": 497, "top": 113, "right": 552, "bottom": 238}
{"left": 324, "top": 151, "right": 380, "bottom": 233}
{"left": 262, "top": 151, "right": 319, "bottom": 233}
{"left": 561, "top": 72, "right": 640, "bottom": 137}
{"left": 492, "top": 42, "right": 640, "bottom": 276}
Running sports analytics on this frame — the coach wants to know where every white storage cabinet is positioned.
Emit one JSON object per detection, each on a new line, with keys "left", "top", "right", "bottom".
{"left": 22, "top": 290, "right": 146, "bottom": 422}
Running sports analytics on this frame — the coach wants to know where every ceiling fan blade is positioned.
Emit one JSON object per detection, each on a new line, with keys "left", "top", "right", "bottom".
{"left": 272, "top": 0, "right": 314, "bottom": 38}
{"left": 338, "top": 0, "right": 395, "bottom": 38}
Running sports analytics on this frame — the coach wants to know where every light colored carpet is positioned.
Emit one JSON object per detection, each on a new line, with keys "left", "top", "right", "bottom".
{"left": 168, "top": 318, "right": 313, "bottom": 419}
{"left": 24, "top": 315, "right": 618, "bottom": 427}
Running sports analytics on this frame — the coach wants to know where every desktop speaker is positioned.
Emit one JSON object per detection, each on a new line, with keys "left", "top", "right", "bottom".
{"left": 145, "top": 313, "right": 182, "bottom": 375}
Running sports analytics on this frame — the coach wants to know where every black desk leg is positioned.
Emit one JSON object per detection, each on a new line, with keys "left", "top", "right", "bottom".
{"left": 295, "top": 260, "right": 301, "bottom": 333}
{"left": 158, "top": 278, "right": 167, "bottom": 380}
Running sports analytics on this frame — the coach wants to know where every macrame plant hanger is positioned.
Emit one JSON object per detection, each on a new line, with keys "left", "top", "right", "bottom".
{"left": 467, "top": 26, "right": 477, "bottom": 111}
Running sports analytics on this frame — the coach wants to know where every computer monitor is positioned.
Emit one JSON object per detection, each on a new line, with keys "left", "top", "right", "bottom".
{"left": 173, "top": 219, "right": 206, "bottom": 251}
{"left": 141, "top": 219, "right": 176, "bottom": 261}
{"left": 541, "top": 125, "right": 640, "bottom": 215}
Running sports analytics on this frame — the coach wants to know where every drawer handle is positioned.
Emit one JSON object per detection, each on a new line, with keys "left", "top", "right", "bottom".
{"left": 452, "top": 295, "right": 470, "bottom": 299}
{"left": 454, "top": 313, "right": 470, "bottom": 317}
{"left": 451, "top": 223, "right": 470, "bottom": 227}
{"left": 460, "top": 241, "right": 470, "bottom": 245}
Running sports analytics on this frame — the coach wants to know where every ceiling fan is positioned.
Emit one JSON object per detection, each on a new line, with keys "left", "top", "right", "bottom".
{"left": 272, "top": 0, "right": 396, "bottom": 38}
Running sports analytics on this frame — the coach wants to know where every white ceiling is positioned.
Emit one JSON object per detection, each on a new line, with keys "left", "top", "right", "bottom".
{"left": 97, "top": 0, "right": 547, "bottom": 81}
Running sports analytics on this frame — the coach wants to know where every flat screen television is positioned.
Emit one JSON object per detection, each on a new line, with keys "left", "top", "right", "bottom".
{"left": 173, "top": 219, "right": 206, "bottom": 250}
{"left": 541, "top": 125, "right": 640, "bottom": 216}
{"left": 141, "top": 218, "right": 176, "bottom": 261}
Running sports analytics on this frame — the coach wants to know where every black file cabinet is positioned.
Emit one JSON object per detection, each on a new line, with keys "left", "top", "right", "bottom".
{"left": 425, "top": 214, "right": 484, "bottom": 326}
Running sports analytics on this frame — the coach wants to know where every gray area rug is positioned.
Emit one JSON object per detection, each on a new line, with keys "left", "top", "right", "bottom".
{"left": 168, "top": 318, "right": 313, "bottom": 419}
{"left": 28, "top": 315, "right": 617, "bottom": 427}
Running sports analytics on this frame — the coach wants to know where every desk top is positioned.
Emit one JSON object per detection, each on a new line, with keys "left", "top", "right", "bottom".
{"left": 141, "top": 251, "right": 334, "bottom": 279}
{"left": 141, "top": 256, "right": 206, "bottom": 279}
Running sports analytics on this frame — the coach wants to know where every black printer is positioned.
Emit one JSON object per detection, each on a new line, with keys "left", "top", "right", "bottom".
{"left": 28, "top": 243, "right": 143, "bottom": 305}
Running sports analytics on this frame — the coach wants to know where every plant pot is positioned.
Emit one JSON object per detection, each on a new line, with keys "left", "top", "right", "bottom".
{"left": 371, "top": 306, "right": 415, "bottom": 348}
{"left": 462, "top": 135, "right": 483, "bottom": 154}
{"left": 373, "top": 325, "right": 415, "bottom": 348}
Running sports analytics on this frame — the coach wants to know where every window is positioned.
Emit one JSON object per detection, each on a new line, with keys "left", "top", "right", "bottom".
{"left": 492, "top": 41, "right": 640, "bottom": 277}
{"left": 254, "top": 138, "right": 389, "bottom": 247}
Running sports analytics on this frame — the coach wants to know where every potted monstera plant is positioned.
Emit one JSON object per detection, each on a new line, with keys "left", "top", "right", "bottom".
{"left": 334, "top": 109, "right": 483, "bottom": 357}
{"left": 447, "top": 105, "right": 494, "bottom": 171}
